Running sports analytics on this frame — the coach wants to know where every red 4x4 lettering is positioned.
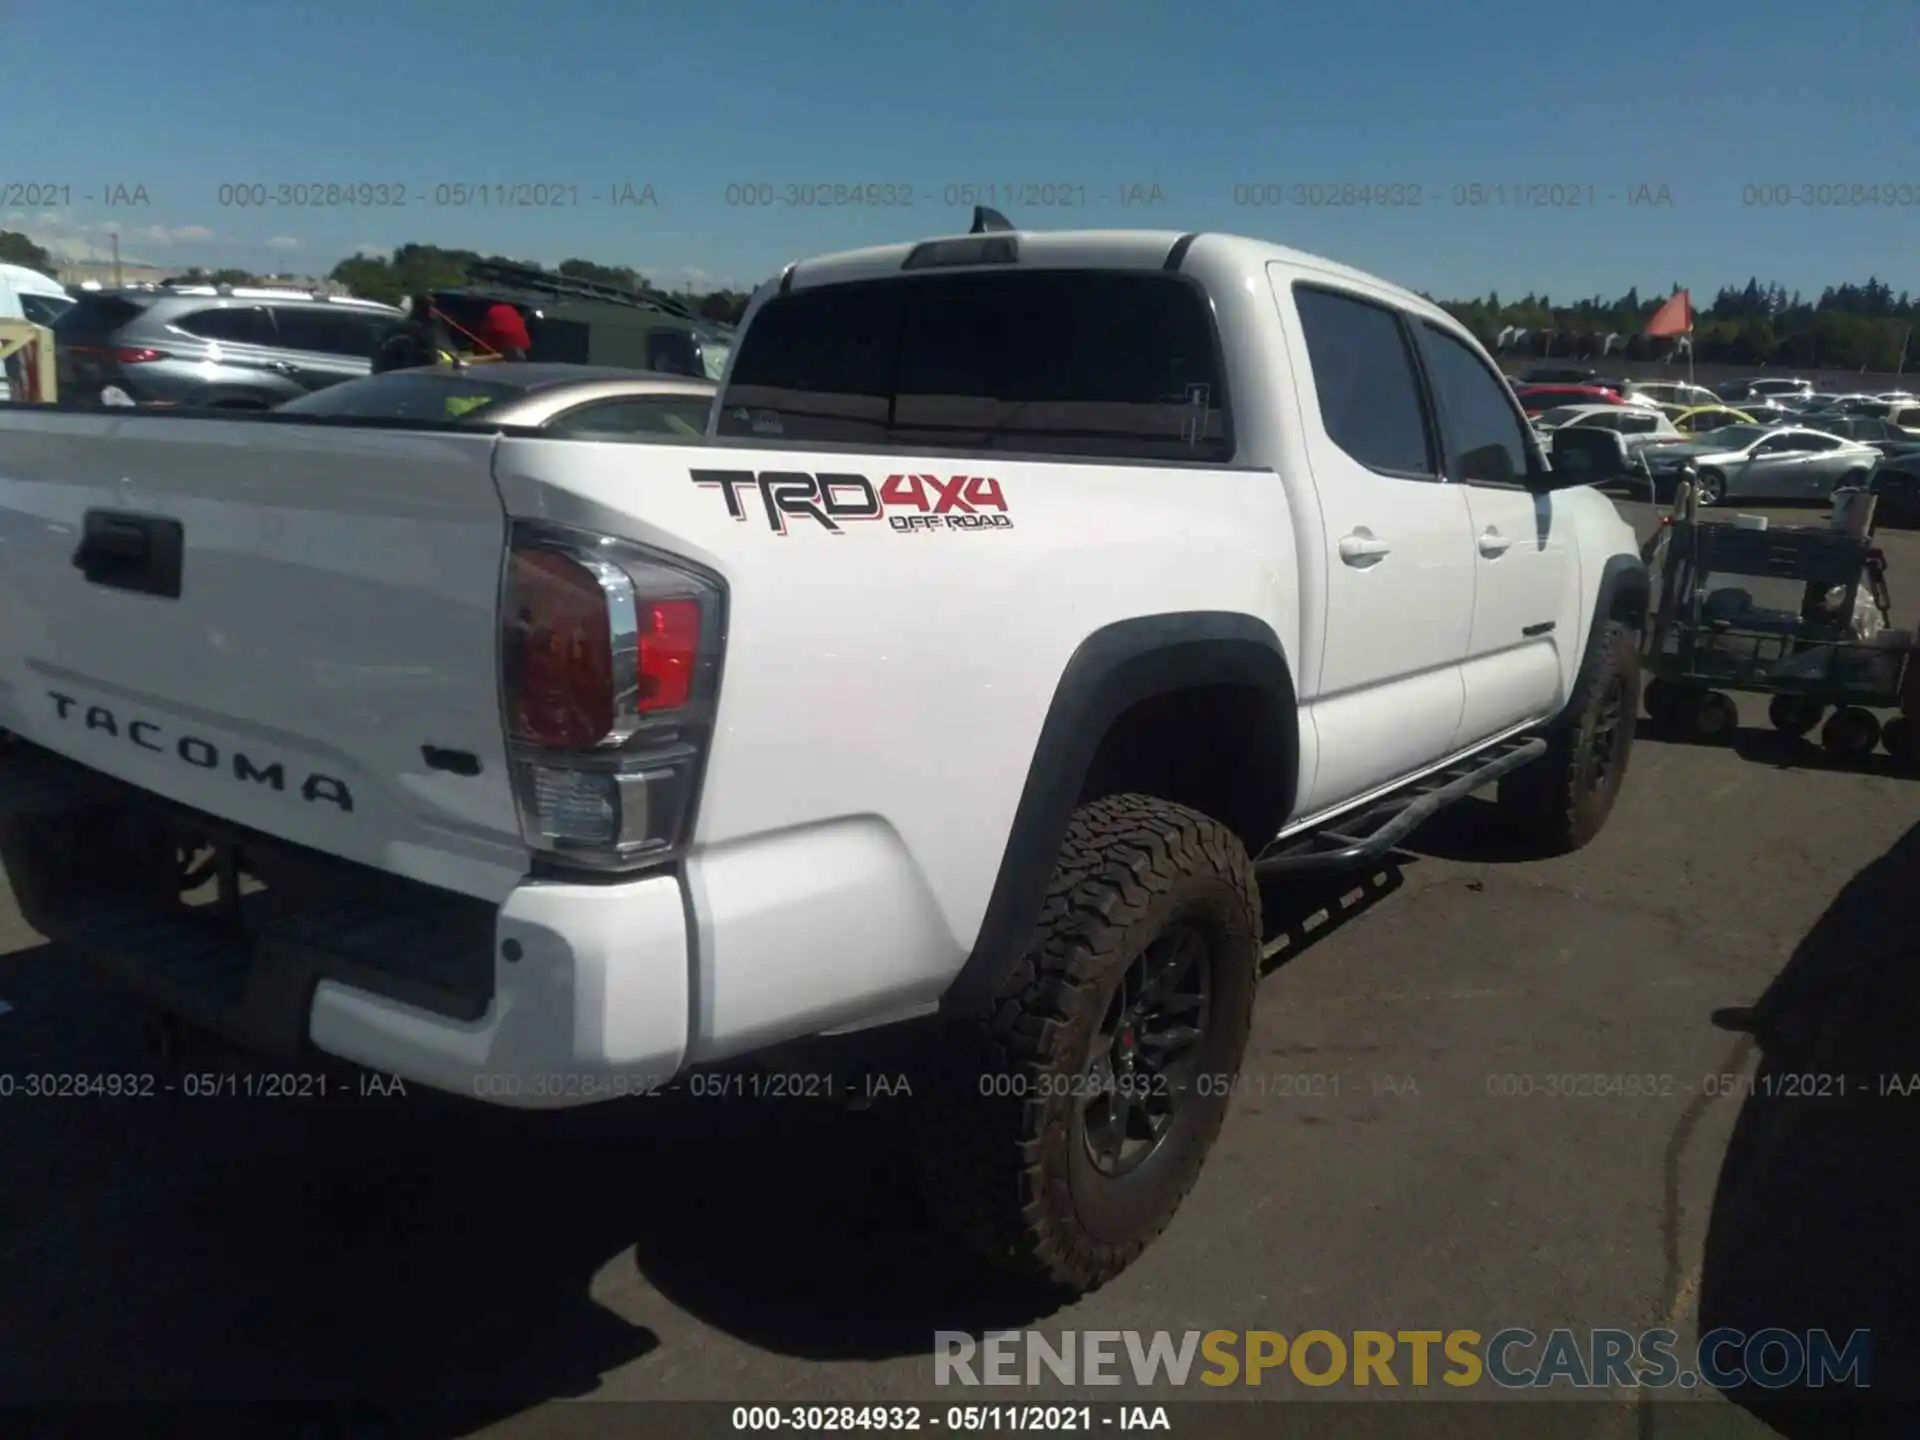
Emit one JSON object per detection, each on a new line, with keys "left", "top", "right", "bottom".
{"left": 927, "top": 475, "right": 975, "bottom": 514}
{"left": 882, "top": 474, "right": 1008, "bottom": 513}
{"left": 881, "top": 474, "right": 929, "bottom": 510}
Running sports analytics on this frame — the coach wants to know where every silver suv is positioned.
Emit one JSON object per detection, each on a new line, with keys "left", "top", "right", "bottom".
{"left": 52, "top": 283, "right": 404, "bottom": 408}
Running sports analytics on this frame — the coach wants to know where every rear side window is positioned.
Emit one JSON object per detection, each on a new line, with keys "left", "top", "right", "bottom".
{"left": 18, "top": 293, "right": 71, "bottom": 326}
{"left": 1417, "top": 323, "right": 1535, "bottom": 485}
{"left": 51, "top": 293, "right": 147, "bottom": 337}
{"left": 175, "top": 305, "right": 274, "bottom": 345}
{"left": 1291, "top": 286, "right": 1433, "bottom": 477}
{"left": 719, "top": 271, "right": 1231, "bottom": 462}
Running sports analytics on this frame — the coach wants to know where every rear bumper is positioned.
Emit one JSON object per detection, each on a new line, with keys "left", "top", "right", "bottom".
{"left": 309, "top": 873, "right": 690, "bottom": 1108}
{"left": 0, "top": 743, "right": 691, "bottom": 1109}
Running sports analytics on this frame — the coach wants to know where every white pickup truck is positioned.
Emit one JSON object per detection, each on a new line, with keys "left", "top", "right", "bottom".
{"left": 0, "top": 215, "right": 1647, "bottom": 1293}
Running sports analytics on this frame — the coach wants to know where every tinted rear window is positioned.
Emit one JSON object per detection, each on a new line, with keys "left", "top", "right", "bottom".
{"left": 51, "top": 293, "right": 148, "bottom": 336}
{"left": 718, "top": 271, "right": 1231, "bottom": 461}
{"left": 274, "top": 372, "right": 531, "bottom": 421}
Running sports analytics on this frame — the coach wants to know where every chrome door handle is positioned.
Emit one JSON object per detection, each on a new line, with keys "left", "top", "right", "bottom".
{"left": 1478, "top": 528, "right": 1511, "bottom": 557}
{"left": 1338, "top": 531, "right": 1391, "bottom": 564}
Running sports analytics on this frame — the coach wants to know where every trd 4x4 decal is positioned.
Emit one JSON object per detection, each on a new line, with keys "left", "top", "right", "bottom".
{"left": 691, "top": 469, "right": 1012, "bottom": 535}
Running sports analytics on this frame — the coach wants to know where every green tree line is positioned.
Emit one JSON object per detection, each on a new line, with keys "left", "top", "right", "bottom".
{"left": 1434, "top": 278, "right": 1917, "bottom": 369}
{"left": 3, "top": 228, "right": 1913, "bottom": 367}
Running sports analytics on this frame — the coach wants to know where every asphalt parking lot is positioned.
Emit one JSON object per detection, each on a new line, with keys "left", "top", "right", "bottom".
{"left": 0, "top": 497, "right": 1915, "bottom": 1439}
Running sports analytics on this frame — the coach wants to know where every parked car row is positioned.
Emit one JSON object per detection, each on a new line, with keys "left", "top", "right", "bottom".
{"left": 16, "top": 263, "right": 737, "bottom": 411}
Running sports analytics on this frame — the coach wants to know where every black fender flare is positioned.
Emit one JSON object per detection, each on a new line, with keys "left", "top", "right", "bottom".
{"left": 1553, "top": 552, "right": 1648, "bottom": 725}
{"left": 940, "top": 611, "right": 1298, "bottom": 1016}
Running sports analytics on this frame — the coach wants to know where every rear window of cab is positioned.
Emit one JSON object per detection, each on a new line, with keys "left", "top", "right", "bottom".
{"left": 718, "top": 270, "right": 1232, "bottom": 463}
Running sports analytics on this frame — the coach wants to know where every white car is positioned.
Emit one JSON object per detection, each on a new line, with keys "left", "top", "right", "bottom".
{"left": 1535, "top": 402, "right": 1684, "bottom": 451}
{"left": 0, "top": 218, "right": 1647, "bottom": 1294}
{"left": 1629, "top": 381, "right": 1718, "bottom": 409}
{"left": 1743, "top": 377, "right": 1815, "bottom": 400}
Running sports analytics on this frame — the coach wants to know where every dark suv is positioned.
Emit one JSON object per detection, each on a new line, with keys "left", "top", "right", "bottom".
{"left": 431, "top": 261, "right": 735, "bottom": 381}
{"left": 52, "top": 284, "right": 404, "bottom": 408}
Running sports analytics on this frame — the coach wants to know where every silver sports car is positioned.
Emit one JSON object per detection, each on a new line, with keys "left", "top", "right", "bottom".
{"left": 274, "top": 363, "right": 716, "bottom": 436}
{"left": 1639, "top": 424, "right": 1880, "bottom": 506}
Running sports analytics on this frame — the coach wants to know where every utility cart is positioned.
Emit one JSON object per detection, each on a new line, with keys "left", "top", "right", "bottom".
{"left": 1641, "top": 486, "right": 1920, "bottom": 768}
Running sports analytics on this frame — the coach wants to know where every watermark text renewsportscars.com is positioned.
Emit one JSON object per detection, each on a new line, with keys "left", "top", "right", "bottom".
{"left": 934, "top": 1328, "right": 1871, "bottom": 1391}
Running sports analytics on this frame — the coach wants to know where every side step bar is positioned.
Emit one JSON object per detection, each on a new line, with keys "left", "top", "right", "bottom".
{"left": 1253, "top": 735, "right": 1547, "bottom": 877}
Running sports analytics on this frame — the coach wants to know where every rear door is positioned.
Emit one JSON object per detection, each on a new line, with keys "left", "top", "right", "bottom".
{"left": 0, "top": 413, "right": 528, "bottom": 901}
{"left": 1277, "top": 276, "right": 1474, "bottom": 812}
{"left": 266, "top": 307, "right": 385, "bottom": 392}
{"left": 171, "top": 304, "right": 293, "bottom": 397}
{"left": 1415, "top": 319, "right": 1574, "bottom": 745}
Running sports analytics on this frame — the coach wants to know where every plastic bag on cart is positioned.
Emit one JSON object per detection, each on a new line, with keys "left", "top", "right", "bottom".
{"left": 1850, "top": 586, "right": 1885, "bottom": 642}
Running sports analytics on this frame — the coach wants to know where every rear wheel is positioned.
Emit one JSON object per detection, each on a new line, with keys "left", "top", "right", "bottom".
{"left": 1681, "top": 689, "right": 1739, "bottom": 742}
{"left": 1694, "top": 469, "right": 1727, "bottom": 506}
{"left": 1821, "top": 707, "right": 1881, "bottom": 759}
{"left": 1498, "top": 620, "right": 1639, "bottom": 855}
{"left": 916, "top": 793, "right": 1260, "bottom": 1294}
{"left": 1643, "top": 677, "right": 1684, "bottom": 727}
{"left": 1768, "top": 694, "right": 1825, "bottom": 738}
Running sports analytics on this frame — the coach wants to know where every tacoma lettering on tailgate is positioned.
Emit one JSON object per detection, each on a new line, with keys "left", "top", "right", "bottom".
{"left": 691, "top": 469, "right": 1012, "bottom": 535}
{"left": 47, "top": 691, "right": 354, "bottom": 812}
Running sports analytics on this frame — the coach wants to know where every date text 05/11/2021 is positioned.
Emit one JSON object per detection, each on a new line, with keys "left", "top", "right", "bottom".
{"left": 0, "top": 1070, "right": 406, "bottom": 1099}
{"left": 721, "top": 183, "right": 1169, "bottom": 209}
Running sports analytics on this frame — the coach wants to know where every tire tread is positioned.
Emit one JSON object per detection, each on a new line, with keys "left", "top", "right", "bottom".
{"left": 918, "top": 793, "right": 1259, "bottom": 1293}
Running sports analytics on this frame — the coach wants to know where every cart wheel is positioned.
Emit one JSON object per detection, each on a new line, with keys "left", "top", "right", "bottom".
{"left": 1884, "top": 715, "right": 1920, "bottom": 771}
{"left": 1821, "top": 707, "right": 1882, "bottom": 759}
{"left": 1684, "top": 690, "right": 1739, "bottom": 742}
{"left": 1767, "top": 694, "right": 1825, "bottom": 738}
{"left": 1643, "top": 677, "right": 1683, "bottom": 726}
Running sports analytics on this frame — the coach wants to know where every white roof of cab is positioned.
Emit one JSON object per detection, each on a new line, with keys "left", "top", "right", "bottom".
{"left": 780, "top": 227, "right": 1457, "bottom": 330}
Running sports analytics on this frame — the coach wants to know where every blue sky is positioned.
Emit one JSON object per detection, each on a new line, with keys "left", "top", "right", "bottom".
{"left": 6, "top": 0, "right": 1917, "bottom": 301}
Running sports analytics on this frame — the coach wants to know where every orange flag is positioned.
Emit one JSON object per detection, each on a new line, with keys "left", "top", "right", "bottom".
{"left": 1645, "top": 290, "right": 1693, "bottom": 337}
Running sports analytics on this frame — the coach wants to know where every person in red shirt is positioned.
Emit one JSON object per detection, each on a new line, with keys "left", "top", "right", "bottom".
{"left": 474, "top": 302, "right": 531, "bottom": 361}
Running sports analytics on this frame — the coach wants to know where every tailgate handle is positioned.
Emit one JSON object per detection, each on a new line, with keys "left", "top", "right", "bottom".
{"left": 73, "top": 510, "right": 185, "bottom": 599}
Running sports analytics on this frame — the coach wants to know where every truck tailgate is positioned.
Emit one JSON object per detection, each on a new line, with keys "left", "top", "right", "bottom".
{"left": 0, "top": 412, "right": 528, "bottom": 901}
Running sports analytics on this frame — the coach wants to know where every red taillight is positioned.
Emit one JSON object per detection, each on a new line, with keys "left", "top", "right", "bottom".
{"left": 500, "top": 522, "right": 724, "bottom": 868}
{"left": 505, "top": 550, "right": 615, "bottom": 749}
{"left": 639, "top": 599, "right": 700, "bottom": 712}
{"left": 113, "top": 347, "right": 167, "bottom": 364}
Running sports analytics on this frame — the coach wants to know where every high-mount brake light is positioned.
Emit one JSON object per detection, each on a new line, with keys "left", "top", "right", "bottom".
{"left": 499, "top": 523, "right": 726, "bottom": 873}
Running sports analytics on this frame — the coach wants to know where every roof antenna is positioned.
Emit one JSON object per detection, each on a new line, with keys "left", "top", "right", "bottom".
{"left": 970, "top": 206, "right": 1014, "bottom": 234}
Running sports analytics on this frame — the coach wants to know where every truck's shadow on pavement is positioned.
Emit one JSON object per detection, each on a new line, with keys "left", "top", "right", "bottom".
{"left": 0, "top": 856, "right": 1420, "bottom": 1420}
{"left": 1697, "top": 818, "right": 1920, "bottom": 1435}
